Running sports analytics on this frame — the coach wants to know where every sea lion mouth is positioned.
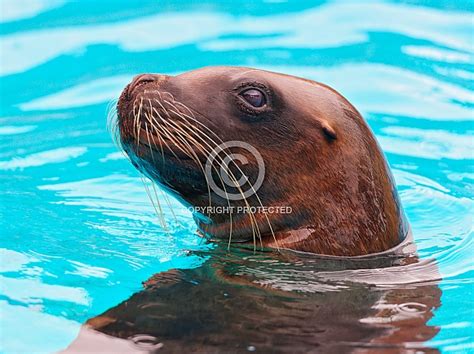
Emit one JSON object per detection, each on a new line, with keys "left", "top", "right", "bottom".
{"left": 117, "top": 86, "right": 203, "bottom": 162}
{"left": 114, "top": 77, "right": 227, "bottom": 200}
{"left": 114, "top": 76, "right": 277, "bottom": 245}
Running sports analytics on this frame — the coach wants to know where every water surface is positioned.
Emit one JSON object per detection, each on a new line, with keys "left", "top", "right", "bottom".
{"left": 0, "top": 1, "right": 473, "bottom": 352}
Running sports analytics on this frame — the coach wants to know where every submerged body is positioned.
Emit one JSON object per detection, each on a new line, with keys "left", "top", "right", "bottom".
{"left": 116, "top": 66, "right": 408, "bottom": 256}
{"left": 67, "top": 244, "right": 440, "bottom": 353}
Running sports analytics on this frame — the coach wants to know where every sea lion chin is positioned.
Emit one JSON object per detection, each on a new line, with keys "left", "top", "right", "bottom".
{"left": 116, "top": 66, "right": 409, "bottom": 256}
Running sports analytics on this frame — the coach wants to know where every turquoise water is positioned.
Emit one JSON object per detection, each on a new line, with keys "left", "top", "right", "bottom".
{"left": 0, "top": 0, "right": 473, "bottom": 352}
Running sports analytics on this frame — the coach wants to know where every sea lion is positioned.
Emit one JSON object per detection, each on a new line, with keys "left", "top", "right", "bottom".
{"left": 116, "top": 66, "right": 409, "bottom": 256}
{"left": 64, "top": 67, "right": 441, "bottom": 353}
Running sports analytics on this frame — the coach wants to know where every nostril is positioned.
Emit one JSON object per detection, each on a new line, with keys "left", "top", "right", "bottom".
{"left": 135, "top": 74, "right": 156, "bottom": 86}
{"left": 127, "top": 74, "right": 157, "bottom": 98}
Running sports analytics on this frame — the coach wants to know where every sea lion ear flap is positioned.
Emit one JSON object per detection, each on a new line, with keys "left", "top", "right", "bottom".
{"left": 321, "top": 120, "right": 337, "bottom": 140}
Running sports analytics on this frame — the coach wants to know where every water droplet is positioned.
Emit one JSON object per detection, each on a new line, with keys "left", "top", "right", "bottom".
{"left": 398, "top": 302, "right": 428, "bottom": 314}
{"left": 129, "top": 334, "right": 164, "bottom": 350}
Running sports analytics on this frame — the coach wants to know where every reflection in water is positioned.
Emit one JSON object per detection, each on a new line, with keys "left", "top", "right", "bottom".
{"left": 66, "top": 243, "right": 441, "bottom": 353}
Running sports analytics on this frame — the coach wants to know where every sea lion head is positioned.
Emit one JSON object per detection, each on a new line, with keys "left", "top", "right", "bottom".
{"left": 116, "top": 66, "right": 408, "bottom": 256}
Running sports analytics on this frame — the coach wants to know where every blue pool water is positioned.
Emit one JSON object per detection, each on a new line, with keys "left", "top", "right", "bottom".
{"left": 0, "top": 1, "right": 472, "bottom": 352}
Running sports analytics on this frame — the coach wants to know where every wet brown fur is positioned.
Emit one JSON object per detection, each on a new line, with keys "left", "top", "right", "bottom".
{"left": 117, "top": 66, "right": 408, "bottom": 256}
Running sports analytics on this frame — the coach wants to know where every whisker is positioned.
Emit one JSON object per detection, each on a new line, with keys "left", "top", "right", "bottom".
{"left": 166, "top": 98, "right": 277, "bottom": 250}
{"left": 118, "top": 90, "right": 279, "bottom": 252}
{"left": 157, "top": 100, "right": 260, "bottom": 249}
{"left": 141, "top": 175, "right": 167, "bottom": 230}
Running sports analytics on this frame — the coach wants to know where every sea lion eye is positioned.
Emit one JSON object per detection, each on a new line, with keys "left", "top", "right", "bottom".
{"left": 240, "top": 89, "right": 266, "bottom": 108}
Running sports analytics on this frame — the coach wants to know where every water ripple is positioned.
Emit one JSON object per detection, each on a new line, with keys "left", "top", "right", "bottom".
{"left": 0, "top": 1, "right": 472, "bottom": 352}
{"left": 0, "top": 147, "right": 87, "bottom": 170}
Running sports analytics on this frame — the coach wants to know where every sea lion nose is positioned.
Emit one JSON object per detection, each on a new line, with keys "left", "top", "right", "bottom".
{"left": 127, "top": 74, "right": 166, "bottom": 99}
